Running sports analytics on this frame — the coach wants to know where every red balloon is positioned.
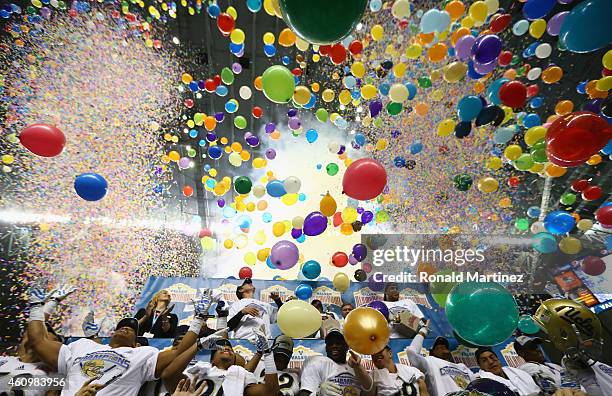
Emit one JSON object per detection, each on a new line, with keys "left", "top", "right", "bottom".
{"left": 183, "top": 185, "right": 194, "bottom": 197}
{"left": 252, "top": 106, "right": 263, "bottom": 119}
{"left": 19, "top": 124, "right": 66, "bottom": 157}
{"left": 199, "top": 228, "right": 213, "bottom": 238}
{"left": 581, "top": 256, "right": 606, "bottom": 276}
{"left": 582, "top": 185, "right": 602, "bottom": 201}
{"left": 330, "top": 44, "right": 347, "bottom": 65}
{"left": 498, "top": 81, "right": 527, "bottom": 108}
{"left": 185, "top": 98, "right": 194, "bottom": 108}
{"left": 342, "top": 158, "right": 387, "bottom": 200}
{"left": 489, "top": 13, "right": 511, "bottom": 33}
{"left": 319, "top": 45, "right": 332, "bottom": 56}
{"left": 213, "top": 74, "right": 222, "bottom": 86}
{"left": 205, "top": 79, "right": 216, "bottom": 92}
{"left": 571, "top": 179, "right": 589, "bottom": 192}
{"left": 332, "top": 252, "right": 349, "bottom": 267}
{"left": 507, "top": 176, "right": 520, "bottom": 187}
{"left": 291, "top": 68, "right": 302, "bottom": 77}
{"left": 546, "top": 112, "right": 612, "bottom": 167}
{"left": 348, "top": 40, "right": 363, "bottom": 55}
{"left": 239, "top": 266, "right": 253, "bottom": 279}
{"left": 217, "top": 13, "right": 235, "bottom": 35}
{"left": 595, "top": 206, "right": 612, "bottom": 228}
{"left": 526, "top": 84, "right": 539, "bottom": 98}
{"left": 498, "top": 51, "right": 512, "bottom": 66}
{"left": 333, "top": 212, "right": 343, "bottom": 227}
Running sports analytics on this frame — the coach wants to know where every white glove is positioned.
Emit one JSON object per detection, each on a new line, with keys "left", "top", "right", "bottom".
{"left": 192, "top": 289, "right": 213, "bottom": 318}
{"left": 82, "top": 310, "right": 100, "bottom": 338}
{"left": 30, "top": 287, "right": 52, "bottom": 305}
{"left": 48, "top": 284, "right": 76, "bottom": 302}
{"left": 247, "top": 329, "right": 271, "bottom": 353}
{"left": 197, "top": 328, "right": 228, "bottom": 350}
{"left": 320, "top": 381, "right": 343, "bottom": 396}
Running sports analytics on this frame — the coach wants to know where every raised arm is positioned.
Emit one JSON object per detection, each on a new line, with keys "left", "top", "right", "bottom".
{"left": 27, "top": 288, "right": 64, "bottom": 371}
{"left": 407, "top": 325, "right": 429, "bottom": 373}
{"left": 348, "top": 351, "right": 374, "bottom": 396}
{"left": 160, "top": 343, "right": 198, "bottom": 393}
{"left": 246, "top": 330, "right": 279, "bottom": 395}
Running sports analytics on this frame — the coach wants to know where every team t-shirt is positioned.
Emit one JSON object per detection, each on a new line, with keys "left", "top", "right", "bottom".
{"left": 477, "top": 367, "right": 542, "bottom": 396}
{"left": 592, "top": 361, "right": 612, "bottom": 395}
{"left": 384, "top": 300, "right": 424, "bottom": 338}
{"left": 254, "top": 361, "right": 301, "bottom": 395}
{"left": 407, "top": 352, "right": 475, "bottom": 396}
{"left": 228, "top": 299, "right": 277, "bottom": 339}
{"left": 57, "top": 338, "right": 158, "bottom": 396}
{"left": 0, "top": 356, "right": 51, "bottom": 396}
{"left": 186, "top": 361, "right": 257, "bottom": 396}
{"left": 300, "top": 356, "right": 362, "bottom": 396}
{"left": 371, "top": 364, "right": 424, "bottom": 396}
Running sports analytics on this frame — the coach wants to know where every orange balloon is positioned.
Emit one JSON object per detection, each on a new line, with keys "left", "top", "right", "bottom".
{"left": 473, "top": 81, "right": 485, "bottom": 93}
{"left": 343, "top": 308, "right": 390, "bottom": 355}
{"left": 415, "top": 102, "right": 429, "bottom": 116}
{"left": 585, "top": 80, "right": 608, "bottom": 99}
{"left": 451, "top": 27, "right": 470, "bottom": 46}
{"left": 545, "top": 164, "right": 567, "bottom": 178}
{"left": 418, "top": 32, "right": 435, "bottom": 45}
{"left": 445, "top": 0, "right": 465, "bottom": 20}
{"left": 587, "top": 154, "right": 602, "bottom": 165}
{"left": 541, "top": 66, "right": 563, "bottom": 84}
{"left": 278, "top": 28, "right": 297, "bottom": 47}
{"left": 546, "top": 114, "right": 560, "bottom": 123}
{"left": 554, "top": 100, "right": 573, "bottom": 116}
{"left": 428, "top": 43, "right": 448, "bottom": 62}
{"left": 204, "top": 116, "right": 217, "bottom": 131}
{"left": 503, "top": 69, "right": 517, "bottom": 80}
{"left": 254, "top": 76, "right": 263, "bottom": 91}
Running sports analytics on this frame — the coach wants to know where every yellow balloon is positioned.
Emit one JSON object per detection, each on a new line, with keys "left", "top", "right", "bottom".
{"left": 393, "top": 63, "right": 407, "bottom": 78}
{"left": 524, "top": 126, "right": 547, "bottom": 146}
{"left": 343, "top": 308, "right": 390, "bottom": 355}
{"left": 340, "top": 223, "right": 354, "bottom": 235}
{"left": 499, "top": 197, "right": 512, "bottom": 208}
{"left": 529, "top": 19, "right": 546, "bottom": 39}
{"left": 389, "top": 83, "right": 409, "bottom": 103}
{"left": 228, "top": 152, "right": 242, "bottom": 167}
{"left": 1, "top": 154, "right": 15, "bottom": 165}
{"left": 262, "top": 32, "right": 275, "bottom": 45}
{"left": 333, "top": 272, "right": 350, "bottom": 292}
{"left": 281, "top": 193, "right": 299, "bottom": 205}
{"left": 223, "top": 239, "right": 234, "bottom": 249}
{"left": 405, "top": 44, "right": 423, "bottom": 59}
{"left": 273, "top": 221, "right": 286, "bottom": 237}
{"left": 577, "top": 219, "right": 593, "bottom": 231}
{"left": 437, "top": 119, "right": 456, "bottom": 136}
{"left": 486, "top": 156, "right": 503, "bottom": 170}
{"left": 295, "top": 36, "right": 310, "bottom": 51}
{"left": 504, "top": 145, "right": 523, "bottom": 161}
{"left": 341, "top": 207, "right": 358, "bottom": 223}
{"left": 461, "top": 15, "right": 475, "bottom": 28}
{"left": 226, "top": 6, "right": 237, "bottom": 19}
{"left": 277, "top": 300, "right": 322, "bottom": 338}
{"left": 320, "top": 193, "right": 337, "bottom": 217}
{"left": 371, "top": 24, "right": 384, "bottom": 41}
{"left": 351, "top": 62, "right": 366, "bottom": 78}
{"left": 376, "top": 138, "right": 388, "bottom": 151}
{"left": 257, "top": 248, "right": 271, "bottom": 261}
{"left": 200, "top": 236, "right": 215, "bottom": 250}
{"left": 263, "top": 0, "right": 275, "bottom": 15}
{"left": 596, "top": 76, "right": 612, "bottom": 92}
{"left": 254, "top": 230, "right": 267, "bottom": 245}
{"left": 244, "top": 252, "right": 256, "bottom": 265}
{"left": 292, "top": 216, "right": 304, "bottom": 229}
{"left": 468, "top": 1, "right": 488, "bottom": 22}
{"left": 230, "top": 28, "right": 245, "bottom": 44}
{"left": 603, "top": 49, "right": 612, "bottom": 70}
{"left": 559, "top": 236, "right": 582, "bottom": 255}
{"left": 339, "top": 89, "right": 352, "bottom": 105}
{"left": 293, "top": 85, "right": 311, "bottom": 105}
{"left": 322, "top": 89, "right": 336, "bottom": 102}
{"left": 253, "top": 157, "right": 267, "bottom": 169}
{"left": 477, "top": 177, "right": 499, "bottom": 193}
{"left": 484, "top": 0, "right": 499, "bottom": 14}
{"left": 443, "top": 61, "right": 467, "bottom": 83}
{"left": 360, "top": 84, "right": 377, "bottom": 100}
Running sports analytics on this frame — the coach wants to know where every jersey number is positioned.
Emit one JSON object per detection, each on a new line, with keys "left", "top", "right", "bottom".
{"left": 195, "top": 378, "right": 224, "bottom": 396}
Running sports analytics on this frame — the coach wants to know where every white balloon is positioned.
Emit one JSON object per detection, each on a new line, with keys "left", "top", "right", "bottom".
{"left": 530, "top": 221, "right": 546, "bottom": 234}
{"left": 283, "top": 176, "right": 301, "bottom": 193}
{"left": 253, "top": 185, "right": 265, "bottom": 198}
{"left": 527, "top": 67, "right": 542, "bottom": 81}
{"left": 328, "top": 141, "right": 341, "bottom": 153}
{"left": 391, "top": 0, "right": 410, "bottom": 19}
{"left": 228, "top": 152, "right": 242, "bottom": 167}
{"left": 239, "top": 86, "right": 252, "bottom": 100}
{"left": 389, "top": 83, "right": 409, "bottom": 103}
{"left": 535, "top": 43, "right": 552, "bottom": 59}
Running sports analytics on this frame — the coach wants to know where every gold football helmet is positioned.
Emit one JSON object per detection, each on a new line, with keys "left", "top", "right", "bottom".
{"left": 533, "top": 298, "right": 603, "bottom": 361}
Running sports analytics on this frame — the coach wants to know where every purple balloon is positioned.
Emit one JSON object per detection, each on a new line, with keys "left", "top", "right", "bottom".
{"left": 206, "top": 132, "right": 217, "bottom": 142}
{"left": 352, "top": 243, "right": 368, "bottom": 261}
{"left": 349, "top": 254, "right": 358, "bottom": 265}
{"left": 367, "top": 300, "right": 389, "bottom": 320}
{"left": 178, "top": 157, "right": 190, "bottom": 169}
{"left": 265, "top": 148, "right": 276, "bottom": 159}
{"left": 582, "top": 99, "right": 602, "bottom": 113}
{"left": 473, "top": 59, "right": 498, "bottom": 74}
{"left": 245, "top": 134, "right": 260, "bottom": 147}
{"left": 291, "top": 228, "right": 303, "bottom": 239}
{"left": 265, "top": 122, "right": 276, "bottom": 133}
{"left": 369, "top": 100, "right": 383, "bottom": 117}
{"left": 361, "top": 211, "right": 374, "bottom": 224}
{"left": 472, "top": 34, "right": 502, "bottom": 64}
{"left": 368, "top": 275, "right": 385, "bottom": 292}
{"left": 303, "top": 211, "right": 328, "bottom": 236}
{"left": 215, "top": 112, "right": 225, "bottom": 122}
{"left": 217, "top": 198, "right": 225, "bottom": 207}
{"left": 287, "top": 108, "right": 298, "bottom": 117}
{"left": 455, "top": 35, "right": 476, "bottom": 60}
{"left": 232, "top": 62, "right": 242, "bottom": 74}
{"left": 288, "top": 117, "right": 301, "bottom": 130}
{"left": 270, "top": 240, "right": 299, "bottom": 270}
{"left": 546, "top": 11, "right": 568, "bottom": 36}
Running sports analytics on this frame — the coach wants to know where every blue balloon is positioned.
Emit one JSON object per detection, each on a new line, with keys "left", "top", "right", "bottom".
{"left": 378, "top": 83, "right": 390, "bottom": 96}
{"left": 544, "top": 211, "right": 576, "bottom": 234}
{"left": 559, "top": 0, "right": 612, "bottom": 53}
{"left": 410, "top": 141, "right": 423, "bottom": 154}
{"left": 523, "top": 113, "right": 541, "bottom": 128}
{"left": 246, "top": 0, "right": 261, "bottom": 12}
{"left": 266, "top": 256, "right": 275, "bottom": 269}
{"left": 302, "top": 260, "right": 321, "bottom": 279}
{"left": 405, "top": 83, "right": 417, "bottom": 100}
{"left": 532, "top": 232, "right": 558, "bottom": 254}
{"left": 306, "top": 129, "right": 318, "bottom": 143}
{"left": 527, "top": 206, "right": 541, "bottom": 218}
{"left": 529, "top": 97, "right": 543, "bottom": 109}
{"left": 600, "top": 139, "right": 612, "bottom": 155}
{"left": 457, "top": 95, "right": 483, "bottom": 121}
{"left": 74, "top": 173, "right": 107, "bottom": 201}
{"left": 262, "top": 212, "right": 273, "bottom": 223}
{"left": 606, "top": 235, "right": 612, "bottom": 250}
{"left": 522, "top": 0, "right": 556, "bottom": 20}
{"left": 266, "top": 180, "right": 287, "bottom": 197}
{"left": 208, "top": 146, "right": 223, "bottom": 159}
{"left": 215, "top": 85, "right": 228, "bottom": 97}
{"left": 207, "top": 3, "right": 220, "bottom": 17}
{"left": 355, "top": 133, "right": 366, "bottom": 146}
{"left": 263, "top": 44, "right": 276, "bottom": 57}
{"left": 295, "top": 283, "right": 313, "bottom": 300}
{"left": 370, "top": 0, "right": 382, "bottom": 12}
{"left": 303, "top": 94, "right": 317, "bottom": 109}
{"left": 487, "top": 78, "right": 509, "bottom": 105}
{"left": 188, "top": 81, "right": 199, "bottom": 92}
{"left": 466, "top": 60, "right": 486, "bottom": 80}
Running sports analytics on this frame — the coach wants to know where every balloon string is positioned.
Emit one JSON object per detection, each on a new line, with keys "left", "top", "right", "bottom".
{"left": 538, "top": 177, "right": 553, "bottom": 222}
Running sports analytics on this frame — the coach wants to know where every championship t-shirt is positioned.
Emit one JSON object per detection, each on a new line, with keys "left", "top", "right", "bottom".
{"left": 384, "top": 300, "right": 424, "bottom": 338}
{"left": 371, "top": 364, "right": 424, "bottom": 396}
{"left": 186, "top": 361, "right": 257, "bottom": 396}
{"left": 57, "top": 338, "right": 158, "bottom": 396}
{"left": 300, "top": 356, "right": 362, "bottom": 396}
{"left": 0, "top": 356, "right": 50, "bottom": 396}
{"left": 411, "top": 355, "right": 475, "bottom": 396}
{"left": 254, "top": 361, "right": 301, "bottom": 395}
{"left": 228, "top": 299, "right": 277, "bottom": 339}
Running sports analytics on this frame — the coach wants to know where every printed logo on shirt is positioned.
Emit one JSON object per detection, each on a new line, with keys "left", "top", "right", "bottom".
{"left": 329, "top": 372, "right": 360, "bottom": 396}
{"left": 596, "top": 363, "right": 612, "bottom": 376}
{"left": 439, "top": 366, "right": 470, "bottom": 389}
{"left": 75, "top": 350, "right": 130, "bottom": 380}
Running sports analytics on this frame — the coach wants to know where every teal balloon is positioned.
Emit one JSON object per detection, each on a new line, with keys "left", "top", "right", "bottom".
{"left": 446, "top": 282, "right": 519, "bottom": 346}
{"left": 532, "top": 232, "right": 558, "bottom": 254}
{"left": 559, "top": 0, "right": 612, "bottom": 53}
{"left": 518, "top": 315, "right": 540, "bottom": 334}
{"left": 279, "top": 0, "right": 368, "bottom": 45}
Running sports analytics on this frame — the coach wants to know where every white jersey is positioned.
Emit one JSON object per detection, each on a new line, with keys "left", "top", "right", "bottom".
{"left": 0, "top": 356, "right": 51, "bottom": 396}
{"left": 300, "top": 356, "right": 362, "bottom": 395}
{"left": 228, "top": 298, "right": 277, "bottom": 339}
{"left": 186, "top": 361, "right": 257, "bottom": 396}
{"left": 477, "top": 367, "right": 541, "bottom": 396}
{"left": 371, "top": 364, "right": 424, "bottom": 396}
{"left": 139, "top": 358, "right": 197, "bottom": 396}
{"left": 254, "top": 361, "right": 301, "bottom": 395}
{"left": 57, "top": 338, "right": 158, "bottom": 396}
{"left": 407, "top": 352, "right": 475, "bottom": 396}
{"left": 519, "top": 362, "right": 567, "bottom": 393}
{"left": 384, "top": 300, "right": 424, "bottom": 338}
{"left": 592, "top": 362, "right": 612, "bottom": 395}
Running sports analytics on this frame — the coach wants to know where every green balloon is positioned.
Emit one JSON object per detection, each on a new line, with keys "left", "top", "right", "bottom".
{"left": 430, "top": 269, "right": 459, "bottom": 307}
{"left": 514, "top": 153, "right": 534, "bottom": 171}
{"left": 560, "top": 193, "right": 577, "bottom": 206}
{"left": 262, "top": 65, "right": 295, "bottom": 104}
{"left": 221, "top": 67, "right": 234, "bottom": 85}
{"left": 517, "top": 315, "right": 540, "bottom": 334}
{"left": 326, "top": 163, "right": 339, "bottom": 176}
{"left": 316, "top": 108, "right": 328, "bottom": 122}
{"left": 387, "top": 102, "right": 402, "bottom": 115}
{"left": 234, "top": 115, "right": 247, "bottom": 129}
{"left": 531, "top": 148, "right": 548, "bottom": 163}
{"left": 278, "top": 0, "right": 367, "bottom": 45}
{"left": 453, "top": 174, "right": 473, "bottom": 191}
{"left": 234, "top": 176, "right": 252, "bottom": 194}
{"left": 418, "top": 77, "right": 432, "bottom": 88}
{"left": 446, "top": 282, "right": 518, "bottom": 346}
{"left": 515, "top": 218, "right": 530, "bottom": 231}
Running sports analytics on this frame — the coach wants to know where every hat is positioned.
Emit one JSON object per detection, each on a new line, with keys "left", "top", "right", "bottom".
{"left": 430, "top": 336, "right": 450, "bottom": 351}
{"left": 116, "top": 317, "right": 139, "bottom": 335}
{"left": 474, "top": 347, "right": 495, "bottom": 363}
{"left": 323, "top": 324, "right": 345, "bottom": 344}
{"left": 236, "top": 278, "right": 253, "bottom": 299}
{"left": 513, "top": 336, "right": 542, "bottom": 351}
{"left": 272, "top": 335, "right": 294, "bottom": 358}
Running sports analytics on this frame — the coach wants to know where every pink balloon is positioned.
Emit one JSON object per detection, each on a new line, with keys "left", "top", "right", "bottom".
{"left": 455, "top": 35, "right": 476, "bottom": 61}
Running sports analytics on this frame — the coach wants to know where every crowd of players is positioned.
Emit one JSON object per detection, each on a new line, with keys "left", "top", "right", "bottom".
{"left": 1, "top": 279, "right": 611, "bottom": 396}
